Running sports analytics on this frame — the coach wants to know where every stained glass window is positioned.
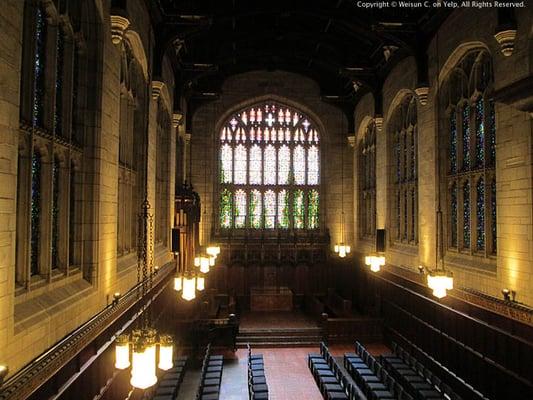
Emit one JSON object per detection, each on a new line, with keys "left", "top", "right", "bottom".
{"left": 278, "top": 145, "right": 290, "bottom": 185}
{"left": 293, "top": 145, "right": 305, "bottom": 185}
{"left": 450, "top": 110, "right": 457, "bottom": 173}
{"left": 308, "top": 145, "right": 319, "bottom": 185}
{"left": 476, "top": 178, "right": 485, "bottom": 250}
{"left": 445, "top": 49, "right": 496, "bottom": 257}
{"left": 264, "top": 145, "right": 276, "bottom": 185}
{"left": 359, "top": 121, "right": 376, "bottom": 238}
{"left": 220, "top": 189, "right": 232, "bottom": 228}
{"left": 220, "top": 144, "right": 232, "bottom": 183}
{"left": 264, "top": 190, "right": 276, "bottom": 229}
{"left": 54, "top": 29, "right": 65, "bottom": 136}
{"left": 463, "top": 181, "right": 470, "bottom": 248}
{"left": 33, "top": 5, "right": 47, "bottom": 127}
{"left": 250, "top": 189, "right": 262, "bottom": 228}
{"left": 277, "top": 190, "right": 289, "bottom": 229}
{"left": 51, "top": 158, "right": 60, "bottom": 269}
{"left": 249, "top": 145, "right": 262, "bottom": 184}
{"left": 462, "top": 104, "right": 470, "bottom": 171}
{"left": 69, "top": 166, "right": 75, "bottom": 265}
{"left": 234, "top": 144, "right": 247, "bottom": 185}
{"left": 294, "top": 190, "right": 305, "bottom": 229}
{"left": 218, "top": 102, "right": 320, "bottom": 230}
{"left": 308, "top": 190, "right": 319, "bottom": 229}
{"left": 234, "top": 189, "right": 247, "bottom": 228}
{"left": 31, "top": 152, "right": 42, "bottom": 276}
{"left": 389, "top": 96, "right": 418, "bottom": 244}
{"left": 450, "top": 183, "right": 458, "bottom": 247}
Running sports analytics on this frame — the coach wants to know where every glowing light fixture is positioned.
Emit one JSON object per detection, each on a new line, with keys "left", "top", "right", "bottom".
{"left": 182, "top": 273, "right": 197, "bottom": 301}
{"left": 207, "top": 244, "right": 221, "bottom": 258}
{"left": 114, "top": 334, "right": 130, "bottom": 369}
{"left": 174, "top": 274, "right": 183, "bottom": 292}
{"left": 365, "top": 255, "right": 385, "bottom": 272}
{"left": 334, "top": 243, "right": 351, "bottom": 258}
{"left": 130, "top": 330, "right": 157, "bottom": 389}
{"left": 196, "top": 274, "right": 205, "bottom": 291}
{"left": 427, "top": 270, "right": 453, "bottom": 299}
{"left": 195, "top": 250, "right": 211, "bottom": 273}
{"left": 334, "top": 140, "right": 351, "bottom": 258}
{"left": 158, "top": 335, "right": 174, "bottom": 371}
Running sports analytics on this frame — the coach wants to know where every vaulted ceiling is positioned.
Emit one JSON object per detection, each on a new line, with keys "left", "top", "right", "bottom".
{"left": 149, "top": 0, "right": 451, "bottom": 118}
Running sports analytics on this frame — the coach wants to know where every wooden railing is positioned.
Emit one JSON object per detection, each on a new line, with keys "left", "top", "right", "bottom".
{"left": 0, "top": 262, "right": 175, "bottom": 400}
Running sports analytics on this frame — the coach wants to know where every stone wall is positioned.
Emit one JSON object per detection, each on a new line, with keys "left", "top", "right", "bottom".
{"left": 353, "top": 7, "right": 533, "bottom": 306}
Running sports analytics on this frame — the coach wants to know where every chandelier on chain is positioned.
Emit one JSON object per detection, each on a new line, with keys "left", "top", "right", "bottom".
{"left": 114, "top": 199, "right": 173, "bottom": 389}
{"left": 335, "top": 137, "right": 351, "bottom": 258}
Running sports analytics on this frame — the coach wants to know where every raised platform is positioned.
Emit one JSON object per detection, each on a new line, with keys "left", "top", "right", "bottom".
{"left": 250, "top": 286, "right": 293, "bottom": 312}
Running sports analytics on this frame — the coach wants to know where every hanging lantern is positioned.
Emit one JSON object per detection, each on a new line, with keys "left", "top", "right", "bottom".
{"left": 130, "top": 329, "right": 157, "bottom": 389}
{"left": 427, "top": 270, "right": 454, "bottom": 299}
{"left": 365, "top": 255, "right": 385, "bottom": 273}
{"left": 197, "top": 274, "right": 205, "bottom": 291}
{"left": 195, "top": 251, "right": 211, "bottom": 273}
{"left": 114, "top": 334, "right": 130, "bottom": 370}
{"left": 334, "top": 243, "right": 351, "bottom": 258}
{"left": 174, "top": 273, "right": 183, "bottom": 292}
{"left": 206, "top": 244, "right": 221, "bottom": 258}
{"left": 209, "top": 255, "right": 216, "bottom": 267}
{"left": 158, "top": 334, "right": 174, "bottom": 371}
{"left": 182, "top": 274, "right": 197, "bottom": 301}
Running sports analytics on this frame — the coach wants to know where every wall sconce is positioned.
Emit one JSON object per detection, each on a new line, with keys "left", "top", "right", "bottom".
{"left": 502, "top": 288, "right": 516, "bottom": 302}
{"left": 112, "top": 292, "right": 121, "bottom": 305}
{"left": 0, "top": 365, "right": 8, "bottom": 387}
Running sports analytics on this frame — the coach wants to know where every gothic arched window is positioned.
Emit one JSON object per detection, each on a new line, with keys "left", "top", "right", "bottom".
{"left": 218, "top": 102, "right": 320, "bottom": 230}
{"left": 390, "top": 96, "right": 418, "bottom": 244}
{"left": 444, "top": 49, "right": 496, "bottom": 256}
{"left": 359, "top": 121, "right": 376, "bottom": 239}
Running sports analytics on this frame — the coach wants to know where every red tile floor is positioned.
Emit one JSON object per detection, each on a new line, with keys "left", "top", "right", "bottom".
{"left": 219, "top": 343, "right": 390, "bottom": 400}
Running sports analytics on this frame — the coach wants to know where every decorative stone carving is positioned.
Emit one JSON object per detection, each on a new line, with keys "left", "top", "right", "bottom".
{"left": 172, "top": 112, "right": 184, "bottom": 128}
{"left": 347, "top": 135, "right": 356, "bottom": 148}
{"left": 110, "top": 15, "right": 130, "bottom": 45}
{"left": 374, "top": 116, "right": 383, "bottom": 131}
{"left": 494, "top": 29, "right": 517, "bottom": 57}
{"left": 415, "top": 86, "right": 429, "bottom": 106}
{"left": 152, "top": 81, "right": 165, "bottom": 101}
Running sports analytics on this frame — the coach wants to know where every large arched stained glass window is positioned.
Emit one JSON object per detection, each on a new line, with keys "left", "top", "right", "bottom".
{"left": 444, "top": 49, "right": 496, "bottom": 256}
{"left": 218, "top": 102, "right": 320, "bottom": 230}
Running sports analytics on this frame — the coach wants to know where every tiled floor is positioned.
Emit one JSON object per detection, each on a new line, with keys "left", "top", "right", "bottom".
{"left": 218, "top": 343, "right": 391, "bottom": 400}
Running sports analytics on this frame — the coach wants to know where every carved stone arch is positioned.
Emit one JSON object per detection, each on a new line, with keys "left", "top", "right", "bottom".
{"left": 152, "top": 80, "right": 173, "bottom": 115}
{"left": 385, "top": 89, "right": 416, "bottom": 128}
{"left": 123, "top": 30, "right": 149, "bottom": 81}
{"left": 437, "top": 41, "right": 491, "bottom": 93}
{"left": 356, "top": 115, "right": 374, "bottom": 144}
{"left": 53, "top": 148, "right": 68, "bottom": 167}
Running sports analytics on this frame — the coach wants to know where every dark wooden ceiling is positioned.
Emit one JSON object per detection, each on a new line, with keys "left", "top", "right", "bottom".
{"left": 149, "top": 0, "right": 451, "bottom": 118}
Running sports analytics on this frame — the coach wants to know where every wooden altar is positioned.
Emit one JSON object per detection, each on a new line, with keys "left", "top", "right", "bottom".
{"left": 250, "top": 286, "right": 293, "bottom": 311}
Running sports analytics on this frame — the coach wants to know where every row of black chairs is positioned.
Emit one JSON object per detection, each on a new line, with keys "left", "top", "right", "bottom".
{"left": 195, "top": 344, "right": 224, "bottom": 400}
{"left": 151, "top": 355, "right": 188, "bottom": 400}
{"left": 380, "top": 343, "right": 460, "bottom": 400}
{"left": 247, "top": 344, "right": 269, "bottom": 399}
{"left": 344, "top": 341, "right": 413, "bottom": 400}
{"left": 308, "top": 342, "right": 358, "bottom": 400}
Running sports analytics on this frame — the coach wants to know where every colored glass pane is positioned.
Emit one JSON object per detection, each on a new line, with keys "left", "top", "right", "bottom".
{"left": 220, "top": 189, "right": 232, "bottom": 228}
{"left": 308, "top": 190, "right": 319, "bottom": 229}
{"left": 264, "top": 190, "right": 276, "bottom": 228}
{"left": 234, "top": 144, "right": 247, "bottom": 184}
{"left": 249, "top": 144, "right": 262, "bottom": 184}
{"left": 293, "top": 145, "right": 305, "bottom": 185}
{"left": 463, "top": 181, "right": 470, "bottom": 248}
{"left": 234, "top": 189, "right": 247, "bottom": 228}
{"left": 307, "top": 145, "right": 319, "bottom": 185}
{"left": 278, "top": 145, "right": 290, "bottom": 185}
{"left": 475, "top": 98, "right": 485, "bottom": 168}
{"left": 476, "top": 178, "right": 485, "bottom": 250}
{"left": 264, "top": 145, "right": 276, "bottom": 185}
{"left": 220, "top": 143, "right": 232, "bottom": 183}
{"left": 294, "top": 190, "right": 305, "bottom": 228}
{"left": 277, "top": 190, "right": 289, "bottom": 229}
{"left": 250, "top": 189, "right": 262, "bottom": 228}
{"left": 31, "top": 152, "right": 41, "bottom": 275}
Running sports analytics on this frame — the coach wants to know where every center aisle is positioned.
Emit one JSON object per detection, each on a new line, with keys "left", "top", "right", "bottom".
{"left": 260, "top": 347, "right": 323, "bottom": 400}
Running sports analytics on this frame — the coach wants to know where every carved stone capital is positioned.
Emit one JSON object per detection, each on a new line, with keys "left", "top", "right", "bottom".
{"left": 347, "top": 135, "right": 356, "bottom": 148}
{"left": 110, "top": 15, "right": 130, "bottom": 45}
{"left": 152, "top": 81, "right": 165, "bottom": 101}
{"left": 374, "top": 116, "right": 383, "bottom": 131}
{"left": 494, "top": 29, "right": 517, "bottom": 57}
{"left": 172, "top": 112, "right": 184, "bottom": 128}
{"left": 415, "top": 86, "right": 429, "bottom": 106}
